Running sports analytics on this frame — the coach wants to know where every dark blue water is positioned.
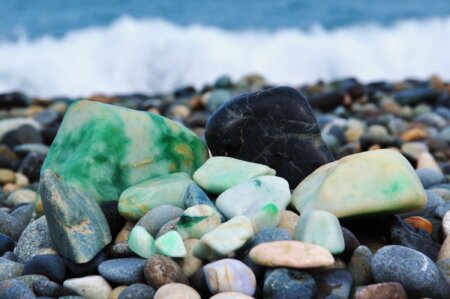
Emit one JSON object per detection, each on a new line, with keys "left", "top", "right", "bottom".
{"left": 2, "top": 0, "right": 450, "bottom": 40}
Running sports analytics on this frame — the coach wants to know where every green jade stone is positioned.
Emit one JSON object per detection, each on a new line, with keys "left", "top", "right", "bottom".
{"left": 155, "top": 231, "right": 187, "bottom": 258}
{"left": 244, "top": 202, "right": 281, "bottom": 233}
{"left": 128, "top": 226, "right": 155, "bottom": 259}
{"left": 41, "top": 100, "right": 208, "bottom": 205}
{"left": 39, "top": 169, "right": 111, "bottom": 263}
{"left": 294, "top": 209, "right": 345, "bottom": 254}
{"left": 176, "top": 205, "right": 222, "bottom": 240}
{"left": 193, "top": 156, "right": 276, "bottom": 194}
{"left": 118, "top": 172, "right": 194, "bottom": 221}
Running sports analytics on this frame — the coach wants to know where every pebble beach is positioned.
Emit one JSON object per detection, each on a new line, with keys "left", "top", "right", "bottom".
{"left": 0, "top": 74, "right": 450, "bottom": 299}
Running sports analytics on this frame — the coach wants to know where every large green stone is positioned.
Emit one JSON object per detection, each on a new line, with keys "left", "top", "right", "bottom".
{"left": 39, "top": 169, "right": 111, "bottom": 263}
{"left": 118, "top": 172, "right": 193, "bottom": 221}
{"left": 41, "top": 100, "right": 208, "bottom": 204}
{"left": 292, "top": 149, "right": 426, "bottom": 218}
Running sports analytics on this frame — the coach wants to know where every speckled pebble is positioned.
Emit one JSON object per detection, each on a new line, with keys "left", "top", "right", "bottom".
{"left": 98, "top": 258, "right": 146, "bottom": 285}
{"left": 23, "top": 254, "right": 66, "bottom": 283}
{"left": 118, "top": 283, "right": 155, "bottom": 299}
{"left": 144, "top": 254, "right": 188, "bottom": 289}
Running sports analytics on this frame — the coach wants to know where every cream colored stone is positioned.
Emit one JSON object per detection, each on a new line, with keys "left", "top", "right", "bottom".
{"left": 179, "top": 239, "right": 203, "bottom": 278}
{"left": 417, "top": 152, "right": 441, "bottom": 173}
{"left": 115, "top": 222, "right": 135, "bottom": 244}
{"left": 249, "top": 240, "right": 334, "bottom": 268}
{"left": 0, "top": 169, "right": 16, "bottom": 185}
{"left": 438, "top": 237, "right": 450, "bottom": 261}
{"left": 210, "top": 293, "right": 255, "bottom": 299}
{"left": 154, "top": 283, "right": 200, "bottom": 299}
{"left": 108, "top": 286, "right": 127, "bottom": 299}
{"left": 6, "top": 189, "right": 36, "bottom": 206}
{"left": 63, "top": 275, "right": 112, "bottom": 299}
{"left": 15, "top": 173, "right": 29, "bottom": 187}
{"left": 443, "top": 211, "right": 450, "bottom": 238}
{"left": 277, "top": 210, "right": 299, "bottom": 238}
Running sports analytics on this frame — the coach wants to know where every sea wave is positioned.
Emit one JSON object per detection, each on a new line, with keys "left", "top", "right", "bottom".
{"left": 0, "top": 16, "right": 449, "bottom": 97}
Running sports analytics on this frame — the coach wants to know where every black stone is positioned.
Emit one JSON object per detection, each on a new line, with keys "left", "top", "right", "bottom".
{"left": 308, "top": 90, "right": 346, "bottom": 112}
{"left": 118, "top": 283, "right": 155, "bottom": 299}
{"left": 0, "top": 92, "right": 31, "bottom": 109}
{"left": 2, "top": 125, "right": 43, "bottom": 149}
{"left": 264, "top": 268, "right": 316, "bottom": 299}
{"left": 0, "top": 233, "right": 15, "bottom": 255}
{"left": 64, "top": 250, "right": 107, "bottom": 277}
{"left": 33, "top": 280, "right": 76, "bottom": 297}
{"left": 390, "top": 216, "right": 439, "bottom": 261}
{"left": 19, "top": 152, "right": 46, "bottom": 182}
{"left": 205, "top": 86, "right": 334, "bottom": 187}
{"left": 41, "top": 125, "right": 60, "bottom": 146}
{"left": 394, "top": 87, "right": 441, "bottom": 106}
{"left": 24, "top": 254, "right": 66, "bottom": 283}
{"left": 314, "top": 269, "right": 353, "bottom": 299}
{"left": 100, "top": 201, "right": 125, "bottom": 239}
{"left": 189, "top": 268, "right": 212, "bottom": 298}
{"left": 340, "top": 227, "right": 361, "bottom": 262}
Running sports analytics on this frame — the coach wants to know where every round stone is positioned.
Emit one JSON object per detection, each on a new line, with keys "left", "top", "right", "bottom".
{"left": 118, "top": 283, "right": 155, "bottom": 299}
{"left": 5, "top": 189, "right": 36, "bottom": 207}
{"left": 14, "top": 216, "right": 53, "bottom": 263}
{"left": 0, "top": 169, "right": 16, "bottom": 185}
{"left": 154, "top": 283, "right": 201, "bottom": 299}
{"left": 371, "top": 245, "right": 450, "bottom": 298}
{"left": 98, "top": 258, "right": 146, "bottom": 285}
{"left": 264, "top": 268, "right": 316, "bottom": 299}
{"left": 144, "top": 254, "right": 188, "bottom": 289}
{"left": 249, "top": 241, "right": 334, "bottom": 269}
{"left": 204, "top": 259, "right": 256, "bottom": 296}
{"left": 63, "top": 275, "right": 112, "bottom": 299}
{"left": 23, "top": 254, "right": 66, "bottom": 283}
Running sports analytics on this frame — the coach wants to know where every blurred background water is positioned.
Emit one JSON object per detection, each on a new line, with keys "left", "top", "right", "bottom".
{"left": 0, "top": 0, "right": 449, "bottom": 96}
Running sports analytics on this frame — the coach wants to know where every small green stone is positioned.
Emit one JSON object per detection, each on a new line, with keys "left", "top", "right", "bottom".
{"left": 176, "top": 205, "right": 221, "bottom": 240}
{"left": 118, "top": 172, "right": 194, "bottom": 221}
{"left": 294, "top": 209, "right": 345, "bottom": 254}
{"left": 193, "top": 156, "right": 276, "bottom": 194}
{"left": 244, "top": 202, "right": 281, "bottom": 233}
{"left": 155, "top": 231, "right": 186, "bottom": 258}
{"left": 128, "top": 226, "right": 155, "bottom": 259}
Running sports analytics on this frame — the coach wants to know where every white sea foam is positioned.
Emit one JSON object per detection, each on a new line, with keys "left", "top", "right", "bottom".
{"left": 0, "top": 16, "right": 449, "bottom": 97}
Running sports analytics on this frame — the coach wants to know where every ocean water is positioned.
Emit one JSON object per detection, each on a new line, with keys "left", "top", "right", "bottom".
{"left": 0, "top": 0, "right": 450, "bottom": 97}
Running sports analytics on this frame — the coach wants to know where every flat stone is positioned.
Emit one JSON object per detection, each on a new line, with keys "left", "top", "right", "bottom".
{"left": 0, "top": 257, "right": 24, "bottom": 280}
{"left": 249, "top": 241, "right": 334, "bottom": 268}
{"left": 98, "top": 258, "right": 146, "bottom": 285}
{"left": 118, "top": 173, "right": 193, "bottom": 221}
{"left": 14, "top": 216, "right": 53, "bottom": 263}
{"left": 204, "top": 259, "right": 256, "bottom": 296}
{"left": 176, "top": 205, "right": 221, "bottom": 240}
{"left": 371, "top": 245, "right": 450, "bottom": 299}
{"left": 193, "top": 156, "right": 276, "bottom": 193}
{"left": 39, "top": 169, "right": 111, "bottom": 263}
{"left": 179, "top": 239, "right": 203, "bottom": 278}
{"left": 136, "top": 205, "right": 183, "bottom": 238}
{"left": 205, "top": 86, "right": 334, "bottom": 187}
{"left": 128, "top": 226, "right": 155, "bottom": 259}
{"left": 264, "top": 268, "right": 316, "bottom": 299}
{"left": 277, "top": 210, "right": 299, "bottom": 238}
{"left": 118, "top": 283, "right": 155, "bottom": 299}
{"left": 63, "top": 275, "right": 112, "bottom": 299}
{"left": 23, "top": 254, "right": 66, "bottom": 283}
{"left": 0, "top": 279, "right": 36, "bottom": 299}
{"left": 314, "top": 269, "right": 353, "bottom": 299}
{"left": 41, "top": 100, "right": 207, "bottom": 205}
{"left": 355, "top": 282, "right": 407, "bottom": 299}
{"left": 155, "top": 231, "right": 186, "bottom": 258}
{"left": 294, "top": 210, "right": 345, "bottom": 254}
{"left": 215, "top": 176, "right": 290, "bottom": 220}
{"left": 194, "top": 216, "right": 254, "bottom": 260}
{"left": 144, "top": 254, "right": 188, "bottom": 289}
{"left": 292, "top": 149, "right": 426, "bottom": 218}
{"left": 154, "top": 283, "right": 201, "bottom": 299}
{"left": 347, "top": 245, "right": 373, "bottom": 286}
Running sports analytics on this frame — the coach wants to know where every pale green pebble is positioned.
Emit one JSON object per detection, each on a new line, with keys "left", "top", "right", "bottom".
{"left": 176, "top": 205, "right": 222, "bottom": 240}
{"left": 193, "top": 156, "right": 276, "bottom": 194}
{"left": 128, "top": 226, "right": 155, "bottom": 259}
{"left": 294, "top": 209, "right": 345, "bottom": 254}
{"left": 155, "top": 231, "right": 187, "bottom": 258}
{"left": 118, "top": 172, "right": 194, "bottom": 221}
{"left": 244, "top": 201, "right": 281, "bottom": 233}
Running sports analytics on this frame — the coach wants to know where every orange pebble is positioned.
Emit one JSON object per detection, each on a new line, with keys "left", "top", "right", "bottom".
{"left": 404, "top": 216, "right": 432, "bottom": 234}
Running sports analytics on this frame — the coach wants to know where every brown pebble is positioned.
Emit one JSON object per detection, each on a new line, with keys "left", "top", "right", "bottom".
{"left": 109, "top": 286, "right": 127, "bottom": 299}
{"left": 0, "top": 169, "right": 16, "bottom": 185}
{"left": 3, "top": 183, "right": 19, "bottom": 193}
{"left": 115, "top": 222, "right": 135, "bottom": 244}
{"left": 144, "top": 254, "right": 188, "bottom": 289}
{"left": 355, "top": 282, "right": 407, "bottom": 299}
{"left": 404, "top": 216, "right": 432, "bottom": 234}
{"left": 400, "top": 127, "right": 428, "bottom": 142}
